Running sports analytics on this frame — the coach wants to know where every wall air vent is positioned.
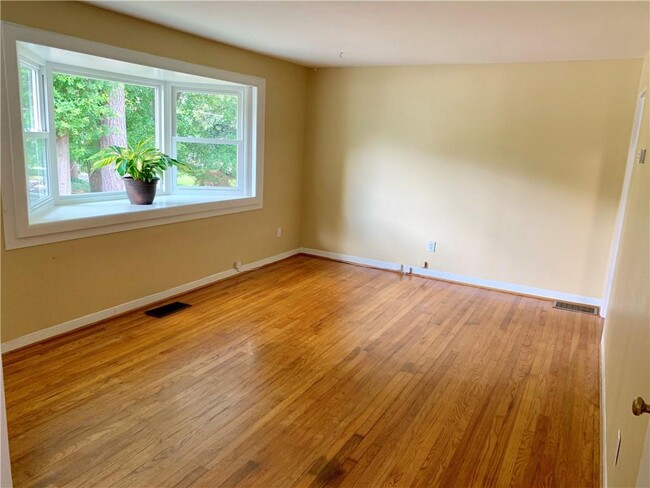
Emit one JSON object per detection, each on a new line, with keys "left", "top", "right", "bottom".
{"left": 145, "top": 301, "right": 191, "bottom": 318}
{"left": 553, "top": 301, "right": 599, "bottom": 316}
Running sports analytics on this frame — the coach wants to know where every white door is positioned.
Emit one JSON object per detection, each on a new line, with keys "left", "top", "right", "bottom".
{"left": 602, "top": 58, "right": 649, "bottom": 487}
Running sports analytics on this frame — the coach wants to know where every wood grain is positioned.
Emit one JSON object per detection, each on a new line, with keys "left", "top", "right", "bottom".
{"left": 2, "top": 255, "right": 602, "bottom": 487}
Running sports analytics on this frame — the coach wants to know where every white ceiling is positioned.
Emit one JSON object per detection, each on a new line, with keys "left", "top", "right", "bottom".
{"left": 91, "top": 1, "right": 650, "bottom": 67}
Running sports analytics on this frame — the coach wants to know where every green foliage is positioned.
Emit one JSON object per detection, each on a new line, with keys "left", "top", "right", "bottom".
{"left": 125, "top": 85, "right": 155, "bottom": 146}
{"left": 177, "top": 174, "right": 197, "bottom": 186}
{"left": 176, "top": 142, "right": 237, "bottom": 187}
{"left": 53, "top": 73, "right": 114, "bottom": 165}
{"left": 71, "top": 178, "right": 90, "bottom": 194}
{"left": 90, "top": 138, "right": 192, "bottom": 183}
{"left": 52, "top": 74, "right": 157, "bottom": 187}
{"left": 24, "top": 138, "right": 48, "bottom": 205}
{"left": 176, "top": 91, "right": 237, "bottom": 139}
{"left": 19, "top": 65, "right": 34, "bottom": 130}
{"left": 175, "top": 92, "right": 238, "bottom": 187}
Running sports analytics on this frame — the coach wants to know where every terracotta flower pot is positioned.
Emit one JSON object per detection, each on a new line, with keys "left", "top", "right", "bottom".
{"left": 123, "top": 177, "right": 159, "bottom": 205}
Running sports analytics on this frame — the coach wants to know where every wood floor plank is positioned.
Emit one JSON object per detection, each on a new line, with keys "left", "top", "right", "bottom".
{"left": 3, "top": 255, "right": 602, "bottom": 487}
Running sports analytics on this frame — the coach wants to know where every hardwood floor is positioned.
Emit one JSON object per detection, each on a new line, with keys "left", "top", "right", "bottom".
{"left": 3, "top": 255, "right": 602, "bottom": 487}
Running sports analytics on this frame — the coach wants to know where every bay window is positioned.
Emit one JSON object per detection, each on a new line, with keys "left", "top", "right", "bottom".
{"left": 1, "top": 23, "right": 265, "bottom": 249}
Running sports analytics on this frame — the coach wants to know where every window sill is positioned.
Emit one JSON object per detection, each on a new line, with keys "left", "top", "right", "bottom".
{"left": 5, "top": 193, "right": 262, "bottom": 249}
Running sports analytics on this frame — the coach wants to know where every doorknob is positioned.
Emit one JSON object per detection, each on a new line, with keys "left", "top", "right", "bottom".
{"left": 632, "top": 397, "right": 650, "bottom": 416}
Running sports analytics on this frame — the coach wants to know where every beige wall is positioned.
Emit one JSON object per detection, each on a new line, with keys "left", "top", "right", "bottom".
{"left": 302, "top": 61, "right": 642, "bottom": 299}
{"left": 0, "top": 2, "right": 308, "bottom": 342}
{"left": 603, "top": 51, "right": 649, "bottom": 487}
{"left": 0, "top": 2, "right": 644, "bottom": 351}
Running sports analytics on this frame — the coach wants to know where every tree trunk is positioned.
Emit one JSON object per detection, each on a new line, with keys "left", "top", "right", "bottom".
{"left": 98, "top": 83, "right": 127, "bottom": 192}
{"left": 56, "top": 133, "right": 72, "bottom": 195}
{"left": 89, "top": 167, "right": 103, "bottom": 192}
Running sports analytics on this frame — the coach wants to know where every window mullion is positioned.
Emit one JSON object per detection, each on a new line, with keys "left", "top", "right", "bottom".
{"left": 238, "top": 90, "right": 244, "bottom": 141}
{"left": 166, "top": 82, "right": 176, "bottom": 195}
{"left": 43, "top": 62, "right": 60, "bottom": 203}
{"left": 235, "top": 140, "right": 245, "bottom": 194}
{"left": 39, "top": 71, "right": 48, "bottom": 132}
{"left": 170, "top": 137, "right": 179, "bottom": 194}
{"left": 30, "top": 69, "right": 40, "bottom": 130}
{"left": 157, "top": 81, "right": 172, "bottom": 195}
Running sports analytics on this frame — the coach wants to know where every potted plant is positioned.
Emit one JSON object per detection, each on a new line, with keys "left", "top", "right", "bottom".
{"left": 89, "top": 138, "right": 192, "bottom": 205}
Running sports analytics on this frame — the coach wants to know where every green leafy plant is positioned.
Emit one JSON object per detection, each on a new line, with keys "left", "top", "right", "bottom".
{"left": 89, "top": 138, "right": 192, "bottom": 182}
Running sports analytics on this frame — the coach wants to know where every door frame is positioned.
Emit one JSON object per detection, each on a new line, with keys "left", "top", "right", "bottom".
{"left": 601, "top": 87, "right": 647, "bottom": 318}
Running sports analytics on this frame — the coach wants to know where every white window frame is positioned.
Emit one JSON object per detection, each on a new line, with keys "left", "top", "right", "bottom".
{"left": 19, "top": 57, "right": 52, "bottom": 210}
{"left": 44, "top": 63, "right": 167, "bottom": 205}
{"left": 170, "top": 84, "right": 250, "bottom": 197}
{"left": 1, "top": 22, "right": 265, "bottom": 250}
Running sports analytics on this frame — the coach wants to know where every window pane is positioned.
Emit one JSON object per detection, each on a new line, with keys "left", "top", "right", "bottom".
{"left": 19, "top": 63, "right": 39, "bottom": 132}
{"left": 25, "top": 138, "right": 49, "bottom": 205}
{"left": 52, "top": 73, "right": 156, "bottom": 195}
{"left": 176, "top": 143, "right": 237, "bottom": 188}
{"left": 175, "top": 91, "right": 238, "bottom": 140}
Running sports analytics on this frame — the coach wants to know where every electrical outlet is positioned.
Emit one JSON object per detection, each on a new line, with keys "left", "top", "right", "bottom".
{"left": 427, "top": 241, "right": 437, "bottom": 253}
{"left": 276, "top": 227, "right": 282, "bottom": 238}
{"left": 615, "top": 429, "right": 622, "bottom": 466}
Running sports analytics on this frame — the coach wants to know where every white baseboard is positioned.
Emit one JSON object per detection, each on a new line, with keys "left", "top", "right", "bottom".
{"left": 300, "top": 247, "right": 603, "bottom": 308}
{"left": 1, "top": 248, "right": 301, "bottom": 353}
{"left": 3, "top": 247, "right": 603, "bottom": 353}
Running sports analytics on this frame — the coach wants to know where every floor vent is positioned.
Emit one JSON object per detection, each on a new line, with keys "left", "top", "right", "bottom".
{"left": 553, "top": 301, "right": 599, "bottom": 316}
{"left": 145, "top": 301, "right": 191, "bottom": 318}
